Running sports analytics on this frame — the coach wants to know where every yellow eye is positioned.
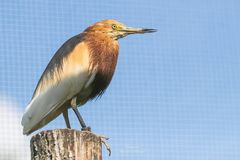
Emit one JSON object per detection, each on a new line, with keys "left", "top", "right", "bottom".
{"left": 112, "top": 24, "right": 117, "bottom": 30}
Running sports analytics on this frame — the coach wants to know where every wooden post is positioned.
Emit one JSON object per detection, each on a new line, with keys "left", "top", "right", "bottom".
{"left": 30, "top": 129, "right": 108, "bottom": 160}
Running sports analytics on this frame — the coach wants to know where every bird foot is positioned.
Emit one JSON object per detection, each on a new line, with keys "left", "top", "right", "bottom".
{"left": 81, "top": 126, "right": 91, "bottom": 132}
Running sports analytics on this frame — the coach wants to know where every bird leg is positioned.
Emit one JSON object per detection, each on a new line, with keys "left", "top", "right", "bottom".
{"left": 62, "top": 109, "right": 71, "bottom": 129}
{"left": 71, "top": 97, "right": 91, "bottom": 131}
{"left": 72, "top": 107, "right": 90, "bottom": 130}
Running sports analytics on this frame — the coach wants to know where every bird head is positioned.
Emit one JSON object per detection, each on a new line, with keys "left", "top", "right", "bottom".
{"left": 84, "top": 19, "right": 157, "bottom": 40}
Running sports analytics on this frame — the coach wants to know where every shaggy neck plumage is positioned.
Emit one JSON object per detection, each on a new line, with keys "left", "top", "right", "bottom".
{"left": 85, "top": 32, "right": 119, "bottom": 99}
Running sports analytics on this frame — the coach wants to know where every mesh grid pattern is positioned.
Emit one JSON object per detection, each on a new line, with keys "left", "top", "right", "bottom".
{"left": 1, "top": 1, "right": 240, "bottom": 159}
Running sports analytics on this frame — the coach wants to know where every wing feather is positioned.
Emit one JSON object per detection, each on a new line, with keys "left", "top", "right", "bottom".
{"left": 33, "top": 34, "right": 84, "bottom": 98}
{"left": 22, "top": 35, "right": 92, "bottom": 135}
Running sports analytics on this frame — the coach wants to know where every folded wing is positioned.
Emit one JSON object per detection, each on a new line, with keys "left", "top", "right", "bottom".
{"left": 21, "top": 36, "right": 92, "bottom": 135}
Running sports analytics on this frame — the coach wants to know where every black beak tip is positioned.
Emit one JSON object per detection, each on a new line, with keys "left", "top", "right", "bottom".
{"left": 143, "top": 28, "right": 157, "bottom": 33}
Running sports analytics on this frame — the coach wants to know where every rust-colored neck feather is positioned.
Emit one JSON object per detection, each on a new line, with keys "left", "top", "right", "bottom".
{"left": 84, "top": 32, "right": 119, "bottom": 99}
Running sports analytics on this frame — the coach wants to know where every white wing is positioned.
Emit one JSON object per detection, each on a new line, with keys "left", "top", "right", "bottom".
{"left": 21, "top": 40, "right": 92, "bottom": 135}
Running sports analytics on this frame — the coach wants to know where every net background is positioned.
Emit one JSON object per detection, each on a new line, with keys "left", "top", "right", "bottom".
{"left": 1, "top": 0, "right": 240, "bottom": 160}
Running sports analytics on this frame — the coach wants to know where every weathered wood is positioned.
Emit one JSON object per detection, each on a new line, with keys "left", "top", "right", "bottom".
{"left": 30, "top": 129, "right": 103, "bottom": 160}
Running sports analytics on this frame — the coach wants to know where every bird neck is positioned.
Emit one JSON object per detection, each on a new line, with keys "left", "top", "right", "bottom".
{"left": 84, "top": 32, "right": 119, "bottom": 69}
{"left": 84, "top": 32, "right": 119, "bottom": 99}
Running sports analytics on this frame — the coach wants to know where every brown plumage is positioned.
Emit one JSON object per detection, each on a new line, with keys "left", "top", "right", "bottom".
{"left": 86, "top": 32, "right": 119, "bottom": 99}
{"left": 21, "top": 19, "right": 156, "bottom": 135}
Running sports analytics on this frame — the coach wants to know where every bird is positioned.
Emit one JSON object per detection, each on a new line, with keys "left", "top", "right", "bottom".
{"left": 21, "top": 19, "right": 156, "bottom": 135}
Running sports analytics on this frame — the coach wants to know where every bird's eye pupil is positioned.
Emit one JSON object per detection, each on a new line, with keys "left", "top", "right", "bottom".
{"left": 112, "top": 24, "right": 117, "bottom": 29}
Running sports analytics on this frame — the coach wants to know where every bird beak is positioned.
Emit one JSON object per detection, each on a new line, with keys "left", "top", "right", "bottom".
{"left": 121, "top": 27, "right": 157, "bottom": 34}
